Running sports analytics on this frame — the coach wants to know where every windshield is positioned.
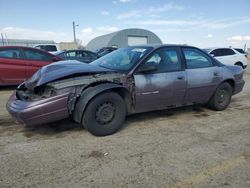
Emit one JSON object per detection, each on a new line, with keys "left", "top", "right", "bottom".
{"left": 234, "top": 48, "right": 245, "bottom": 54}
{"left": 91, "top": 47, "right": 152, "bottom": 72}
{"left": 203, "top": 48, "right": 212, "bottom": 53}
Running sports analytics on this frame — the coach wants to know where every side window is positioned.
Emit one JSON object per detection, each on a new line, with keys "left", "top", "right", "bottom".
{"left": 224, "top": 49, "right": 236, "bottom": 56}
{"left": 80, "top": 51, "right": 88, "bottom": 57}
{"left": 0, "top": 48, "right": 21, "bottom": 59}
{"left": 23, "top": 49, "right": 52, "bottom": 61}
{"left": 210, "top": 49, "right": 222, "bottom": 57}
{"left": 66, "top": 51, "right": 76, "bottom": 57}
{"left": 87, "top": 52, "right": 98, "bottom": 58}
{"left": 183, "top": 48, "right": 213, "bottom": 69}
{"left": 144, "top": 48, "right": 182, "bottom": 73}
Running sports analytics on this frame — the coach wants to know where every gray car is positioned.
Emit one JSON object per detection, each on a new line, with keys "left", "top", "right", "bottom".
{"left": 56, "top": 50, "right": 98, "bottom": 63}
{"left": 6, "top": 44, "right": 245, "bottom": 136}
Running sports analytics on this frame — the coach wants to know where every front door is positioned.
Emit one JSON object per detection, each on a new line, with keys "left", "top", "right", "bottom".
{"left": 134, "top": 47, "right": 187, "bottom": 113}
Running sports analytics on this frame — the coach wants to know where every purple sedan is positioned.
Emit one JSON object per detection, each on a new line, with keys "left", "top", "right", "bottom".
{"left": 6, "top": 45, "right": 245, "bottom": 136}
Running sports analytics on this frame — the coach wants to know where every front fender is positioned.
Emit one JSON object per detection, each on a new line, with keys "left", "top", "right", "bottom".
{"left": 72, "top": 83, "right": 125, "bottom": 123}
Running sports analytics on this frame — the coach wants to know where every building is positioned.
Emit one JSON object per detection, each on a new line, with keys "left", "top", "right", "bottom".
{"left": 86, "top": 28, "right": 162, "bottom": 51}
{"left": 0, "top": 39, "right": 79, "bottom": 51}
{"left": 0, "top": 38, "right": 56, "bottom": 47}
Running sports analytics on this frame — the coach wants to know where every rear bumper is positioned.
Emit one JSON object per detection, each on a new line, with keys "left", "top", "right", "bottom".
{"left": 233, "top": 79, "right": 245, "bottom": 95}
{"left": 6, "top": 91, "right": 70, "bottom": 126}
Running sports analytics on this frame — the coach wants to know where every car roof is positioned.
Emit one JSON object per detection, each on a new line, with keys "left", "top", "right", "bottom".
{"left": 0, "top": 45, "right": 60, "bottom": 56}
{"left": 60, "top": 49, "right": 97, "bottom": 54}
{"left": 127, "top": 44, "right": 195, "bottom": 49}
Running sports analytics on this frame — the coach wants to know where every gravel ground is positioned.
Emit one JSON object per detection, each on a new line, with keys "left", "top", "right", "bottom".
{"left": 0, "top": 68, "right": 250, "bottom": 188}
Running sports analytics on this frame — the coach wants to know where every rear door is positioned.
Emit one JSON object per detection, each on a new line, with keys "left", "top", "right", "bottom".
{"left": 22, "top": 48, "right": 54, "bottom": 79}
{"left": 134, "top": 47, "right": 187, "bottom": 113}
{"left": 0, "top": 47, "right": 26, "bottom": 85}
{"left": 182, "top": 47, "right": 221, "bottom": 103}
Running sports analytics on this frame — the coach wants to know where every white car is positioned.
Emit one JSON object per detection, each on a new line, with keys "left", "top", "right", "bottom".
{"left": 34, "top": 44, "right": 60, "bottom": 54}
{"left": 203, "top": 48, "right": 248, "bottom": 69}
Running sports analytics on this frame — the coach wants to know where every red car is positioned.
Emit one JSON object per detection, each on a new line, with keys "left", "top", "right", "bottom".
{"left": 0, "top": 46, "right": 62, "bottom": 85}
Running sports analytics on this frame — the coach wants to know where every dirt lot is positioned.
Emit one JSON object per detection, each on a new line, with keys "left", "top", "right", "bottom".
{"left": 1, "top": 69, "right": 250, "bottom": 188}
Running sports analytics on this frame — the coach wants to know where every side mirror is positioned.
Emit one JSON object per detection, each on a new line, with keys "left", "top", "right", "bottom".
{"left": 137, "top": 63, "right": 157, "bottom": 73}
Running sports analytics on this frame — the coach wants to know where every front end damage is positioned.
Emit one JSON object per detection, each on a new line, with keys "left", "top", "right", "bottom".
{"left": 6, "top": 72, "right": 129, "bottom": 126}
{"left": 6, "top": 83, "right": 72, "bottom": 126}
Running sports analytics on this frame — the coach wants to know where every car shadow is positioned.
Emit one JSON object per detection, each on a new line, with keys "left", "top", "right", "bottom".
{"left": 22, "top": 119, "right": 83, "bottom": 138}
{"left": 21, "top": 105, "right": 209, "bottom": 138}
{"left": 0, "top": 86, "right": 17, "bottom": 91}
{"left": 123, "top": 105, "right": 209, "bottom": 129}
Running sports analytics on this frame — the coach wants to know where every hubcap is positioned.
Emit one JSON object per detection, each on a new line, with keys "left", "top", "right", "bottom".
{"left": 95, "top": 102, "right": 115, "bottom": 125}
{"left": 218, "top": 89, "right": 228, "bottom": 104}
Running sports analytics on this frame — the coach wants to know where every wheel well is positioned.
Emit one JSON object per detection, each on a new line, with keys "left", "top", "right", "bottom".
{"left": 72, "top": 82, "right": 132, "bottom": 123}
{"left": 110, "top": 87, "right": 132, "bottom": 113}
{"left": 224, "top": 79, "right": 235, "bottom": 92}
{"left": 235, "top": 62, "right": 243, "bottom": 66}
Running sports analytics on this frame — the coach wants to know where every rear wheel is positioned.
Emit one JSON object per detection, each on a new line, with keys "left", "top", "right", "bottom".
{"left": 208, "top": 82, "right": 232, "bottom": 111}
{"left": 82, "top": 92, "right": 126, "bottom": 136}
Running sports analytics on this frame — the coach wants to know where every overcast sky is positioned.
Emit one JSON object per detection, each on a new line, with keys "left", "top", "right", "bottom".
{"left": 0, "top": 0, "right": 250, "bottom": 48}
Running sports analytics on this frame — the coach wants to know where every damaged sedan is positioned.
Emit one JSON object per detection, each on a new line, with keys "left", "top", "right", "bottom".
{"left": 6, "top": 45, "right": 245, "bottom": 136}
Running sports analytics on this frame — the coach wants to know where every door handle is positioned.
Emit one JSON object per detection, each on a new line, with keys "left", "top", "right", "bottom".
{"left": 177, "top": 76, "right": 185, "bottom": 80}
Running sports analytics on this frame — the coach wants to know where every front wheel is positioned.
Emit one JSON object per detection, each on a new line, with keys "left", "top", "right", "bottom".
{"left": 208, "top": 82, "right": 232, "bottom": 111}
{"left": 82, "top": 92, "right": 126, "bottom": 136}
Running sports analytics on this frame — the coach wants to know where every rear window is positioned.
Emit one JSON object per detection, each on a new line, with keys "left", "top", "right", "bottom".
{"left": 0, "top": 48, "right": 21, "bottom": 59}
{"left": 234, "top": 48, "right": 245, "bottom": 54}
{"left": 35, "top": 45, "right": 57, "bottom": 52}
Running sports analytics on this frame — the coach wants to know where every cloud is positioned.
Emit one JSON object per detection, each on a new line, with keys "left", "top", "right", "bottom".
{"left": 147, "top": 3, "right": 184, "bottom": 14}
{"left": 227, "top": 35, "right": 250, "bottom": 41}
{"left": 206, "top": 34, "right": 213, "bottom": 38}
{"left": 81, "top": 27, "right": 92, "bottom": 33}
{"left": 0, "top": 26, "right": 119, "bottom": 46}
{"left": 96, "top": 26, "right": 118, "bottom": 32}
{"left": 116, "top": 10, "right": 140, "bottom": 20}
{"left": 101, "top": 11, "right": 110, "bottom": 16}
{"left": 79, "top": 26, "right": 119, "bottom": 45}
{"left": 0, "top": 27, "right": 70, "bottom": 42}
{"left": 112, "top": 0, "right": 134, "bottom": 4}
{"left": 127, "top": 18, "right": 250, "bottom": 30}
{"left": 119, "top": 0, "right": 133, "bottom": 2}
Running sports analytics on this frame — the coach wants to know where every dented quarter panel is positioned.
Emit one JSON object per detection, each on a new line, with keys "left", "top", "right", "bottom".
{"left": 183, "top": 66, "right": 224, "bottom": 103}
{"left": 73, "top": 83, "right": 129, "bottom": 123}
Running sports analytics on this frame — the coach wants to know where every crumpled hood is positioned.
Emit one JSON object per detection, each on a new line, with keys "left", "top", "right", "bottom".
{"left": 25, "top": 60, "right": 112, "bottom": 89}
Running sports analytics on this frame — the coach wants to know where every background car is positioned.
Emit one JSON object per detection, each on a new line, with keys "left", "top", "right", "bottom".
{"left": 95, "top": 47, "right": 118, "bottom": 57}
{"left": 234, "top": 48, "right": 248, "bottom": 57}
{"left": 0, "top": 46, "right": 62, "bottom": 85}
{"left": 203, "top": 47, "right": 248, "bottom": 69}
{"left": 34, "top": 44, "right": 59, "bottom": 54}
{"left": 7, "top": 45, "right": 245, "bottom": 136}
{"left": 55, "top": 50, "right": 98, "bottom": 63}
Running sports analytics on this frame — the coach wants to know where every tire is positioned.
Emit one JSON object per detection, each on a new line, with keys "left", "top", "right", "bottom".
{"left": 82, "top": 92, "right": 126, "bottom": 136}
{"left": 208, "top": 82, "right": 232, "bottom": 111}
{"left": 235, "top": 62, "right": 244, "bottom": 69}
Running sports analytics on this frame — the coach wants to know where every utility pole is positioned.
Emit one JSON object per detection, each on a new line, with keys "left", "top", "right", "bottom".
{"left": 1, "top": 33, "right": 4, "bottom": 46}
{"left": 72, "top": 21, "right": 79, "bottom": 43}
